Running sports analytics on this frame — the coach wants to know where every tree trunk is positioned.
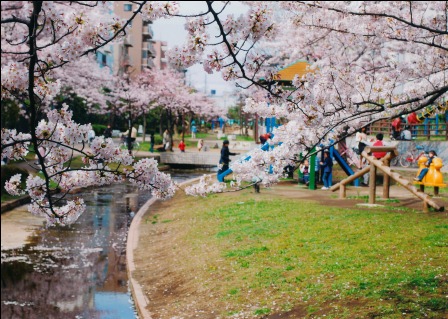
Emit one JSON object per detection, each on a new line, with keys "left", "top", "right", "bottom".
{"left": 126, "top": 115, "right": 133, "bottom": 155}
{"left": 181, "top": 112, "right": 185, "bottom": 142}
{"left": 167, "top": 110, "right": 174, "bottom": 152}
{"left": 159, "top": 111, "right": 164, "bottom": 136}
{"left": 142, "top": 113, "right": 146, "bottom": 143}
{"left": 253, "top": 114, "right": 258, "bottom": 141}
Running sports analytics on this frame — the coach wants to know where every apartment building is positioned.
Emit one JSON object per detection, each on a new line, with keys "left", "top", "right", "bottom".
{"left": 152, "top": 41, "right": 168, "bottom": 70}
{"left": 113, "top": 2, "right": 156, "bottom": 77}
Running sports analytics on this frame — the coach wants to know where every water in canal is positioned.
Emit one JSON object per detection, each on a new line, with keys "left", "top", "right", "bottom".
{"left": 1, "top": 170, "right": 206, "bottom": 319}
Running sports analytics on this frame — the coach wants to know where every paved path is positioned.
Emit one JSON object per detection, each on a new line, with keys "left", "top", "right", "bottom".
{"left": 158, "top": 151, "right": 220, "bottom": 166}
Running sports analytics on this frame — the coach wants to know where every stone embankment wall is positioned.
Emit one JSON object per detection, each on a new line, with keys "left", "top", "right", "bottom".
{"left": 395, "top": 141, "right": 448, "bottom": 172}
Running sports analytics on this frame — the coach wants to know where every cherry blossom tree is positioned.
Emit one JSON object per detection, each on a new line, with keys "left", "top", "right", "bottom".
{"left": 136, "top": 68, "right": 221, "bottom": 150}
{"left": 52, "top": 55, "right": 115, "bottom": 112}
{"left": 169, "top": 1, "right": 447, "bottom": 194}
{"left": 1, "top": 1, "right": 179, "bottom": 226}
{"left": 2, "top": 1, "right": 447, "bottom": 220}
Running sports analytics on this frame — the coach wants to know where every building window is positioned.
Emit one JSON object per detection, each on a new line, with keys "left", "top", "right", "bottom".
{"left": 124, "top": 4, "right": 132, "bottom": 11}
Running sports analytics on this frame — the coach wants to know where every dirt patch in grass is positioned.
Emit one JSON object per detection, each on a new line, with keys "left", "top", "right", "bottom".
{"left": 132, "top": 179, "right": 448, "bottom": 318}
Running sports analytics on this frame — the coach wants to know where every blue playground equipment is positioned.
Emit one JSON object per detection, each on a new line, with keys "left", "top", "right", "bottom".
{"left": 217, "top": 109, "right": 360, "bottom": 186}
{"left": 328, "top": 142, "right": 359, "bottom": 187}
{"left": 217, "top": 113, "right": 278, "bottom": 182}
{"left": 265, "top": 116, "right": 277, "bottom": 134}
{"left": 217, "top": 141, "right": 270, "bottom": 182}
{"left": 299, "top": 142, "right": 359, "bottom": 190}
{"left": 217, "top": 133, "right": 360, "bottom": 187}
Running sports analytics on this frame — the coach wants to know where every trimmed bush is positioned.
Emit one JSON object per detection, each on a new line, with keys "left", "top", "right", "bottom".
{"left": 92, "top": 124, "right": 107, "bottom": 136}
{"left": 154, "top": 135, "right": 163, "bottom": 144}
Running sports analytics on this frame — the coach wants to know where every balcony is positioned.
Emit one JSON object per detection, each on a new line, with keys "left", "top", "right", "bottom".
{"left": 142, "top": 25, "right": 154, "bottom": 39}
{"left": 142, "top": 58, "right": 155, "bottom": 69}
{"left": 142, "top": 42, "right": 156, "bottom": 57}
{"left": 122, "top": 56, "right": 132, "bottom": 68}
{"left": 123, "top": 35, "right": 133, "bottom": 47}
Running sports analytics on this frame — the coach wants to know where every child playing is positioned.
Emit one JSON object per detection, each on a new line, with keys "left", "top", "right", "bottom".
{"left": 414, "top": 150, "right": 437, "bottom": 182}
{"left": 299, "top": 159, "right": 310, "bottom": 185}
{"left": 178, "top": 140, "right": 186, "bottom": 152}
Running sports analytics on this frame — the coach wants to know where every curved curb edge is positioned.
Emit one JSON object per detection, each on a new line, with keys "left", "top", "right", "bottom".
{"left": 126, "top": 174, "right": 209, "bottom": 319}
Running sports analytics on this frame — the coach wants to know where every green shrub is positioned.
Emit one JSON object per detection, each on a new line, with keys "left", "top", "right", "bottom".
{"left": 154, "top": 134, "right": 163, "bottom": 144}
{"left": 1, "top": 165, "right": 29, "bottom": 194}
{"left": 92, "top": 124, "right": 107, "bottom": 136}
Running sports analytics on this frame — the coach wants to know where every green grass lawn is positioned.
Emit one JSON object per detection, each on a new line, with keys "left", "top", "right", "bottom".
{"left": 146, "top": 188, "right": 448, "bottom": 318}
{"left": 219, "top": 135, "right": 255, "bottom": 141}
{"left": 1, "top": 193, "right": 24, "bottom": 202}
{"left": 184, "top": 132, "right": 210, "bottom": 139}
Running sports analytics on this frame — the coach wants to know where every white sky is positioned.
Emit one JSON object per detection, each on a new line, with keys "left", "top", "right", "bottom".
{"left": 151, "top": 2, "right": 248, "bottom": 107}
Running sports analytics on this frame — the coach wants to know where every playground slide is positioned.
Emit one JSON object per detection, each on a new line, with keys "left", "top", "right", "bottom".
{"left": 332, "top": 149, "right": 360, "bottom": 187}
{"left": 217, "top": 142, "right": 270, "bottom": 182}
{"left": 218, "top": 142, "right": 361, "bottom": 185}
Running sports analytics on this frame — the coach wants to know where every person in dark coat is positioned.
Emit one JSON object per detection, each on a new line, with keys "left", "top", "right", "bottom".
{"left": 103, "top": 125, "right": 112, "bottom": 138}
{"left": 319, "top": 150, "right": 333, "bottom": 190}
{"left": 218, "top": 140, "right": 239, "bottom": 176}
{"left": 149, "top": 133, "right": 155, "bottom": 153}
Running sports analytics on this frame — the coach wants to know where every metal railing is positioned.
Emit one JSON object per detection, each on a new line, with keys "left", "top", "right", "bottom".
{"left": 369, "top": 120, "right": 448, "bottom": 140}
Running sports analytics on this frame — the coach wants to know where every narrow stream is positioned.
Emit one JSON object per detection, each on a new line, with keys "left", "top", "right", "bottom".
{"left": 1, "top": 170, "right": 206, "bottom": 319}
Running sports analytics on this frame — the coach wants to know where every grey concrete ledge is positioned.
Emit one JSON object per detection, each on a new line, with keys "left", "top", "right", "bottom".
{"left": 1, "top": 189, "right": 60, "bottom": 214}
{"left": 126, "top": 174, "right": 209, "bottom": 319}
{"left": 1, "top": 196, "right": 31, "bottom": 214}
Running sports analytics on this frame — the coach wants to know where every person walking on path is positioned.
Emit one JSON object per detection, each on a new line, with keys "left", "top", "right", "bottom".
{"left": 197, "top": 139, "right": 204, "bottom": 152}
{"left": 191, "top": 125, "right": 197, "bottom": 139}
{"left": 123, "top": 126, "right": 137, "bottom": 142}
{"left": 122, "top": 126, "right": 138, "bottom": 151}
{"left": 218, "top": 140, "right": 239, "bottom": 177}
{"left": 320, "top": 150, "right": 333, "bottom": 190}
{"left": 162, "top": 129, "right": 171, "bottom": 151}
